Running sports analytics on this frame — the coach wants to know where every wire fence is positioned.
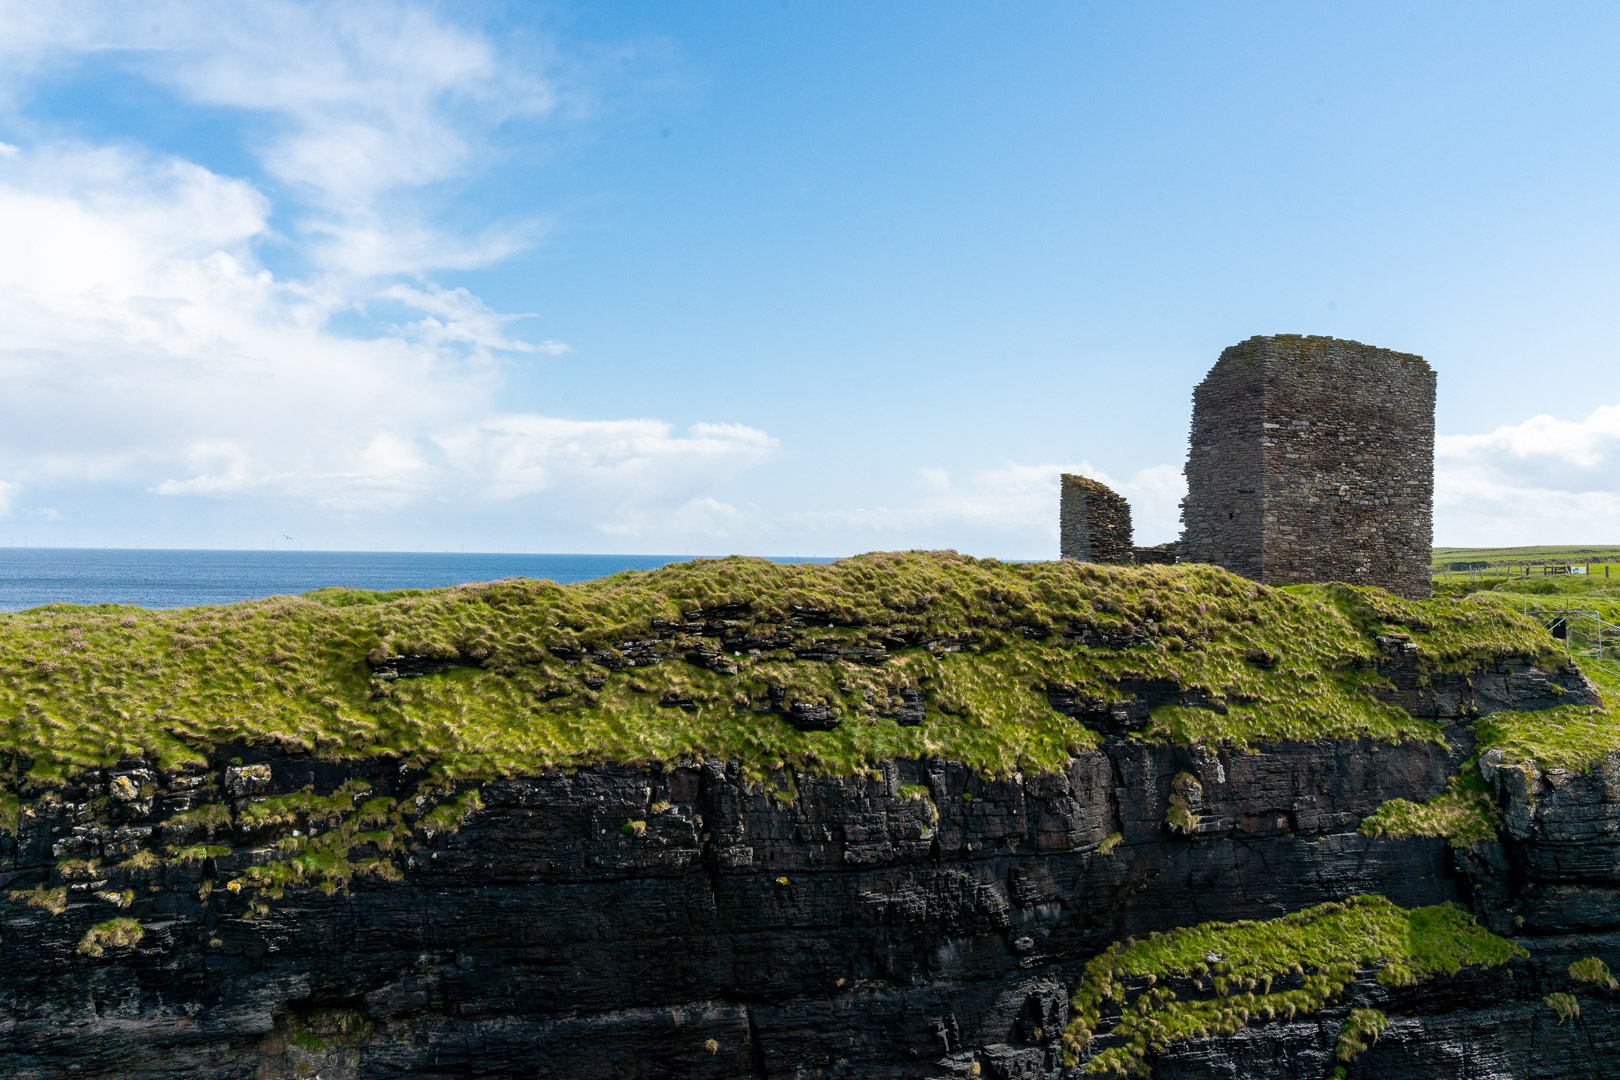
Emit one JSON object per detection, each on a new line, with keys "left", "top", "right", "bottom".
{"left": 1519, "top": 603, "right": 1620, "bottom": 680}
{"left": 1433, "top": 563, "right": 1619, "bottom": 585}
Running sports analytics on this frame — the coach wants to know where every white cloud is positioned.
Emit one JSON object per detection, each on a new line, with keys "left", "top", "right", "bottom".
{"left": 786, "top": 461, "right": 1186, "bottom": 550}
{"left": 0, "top": 143, "right": 774, "bottom": 530}
{"left": 161, "top": 3, "right": 550, "bottom": 206}
{"left": 653, "top": 496, "right": 749, "bottom": 539}
{"left": 301, "top": 208, "right": 548, "bottom": 279}
{"left": 1436, "top": 405, "right": 1620, "bottom": 544}
{"left": 0, "top": 5, "right": 783, "bottom": 546}
{"left": 0, "top": 1, "right": 554, "bottom": 276}
{"left": 1114, "top": 464, "right": 1186, "bottom": 543}
{"left": 435, "top": 417, "right": 777, "bottom": 534}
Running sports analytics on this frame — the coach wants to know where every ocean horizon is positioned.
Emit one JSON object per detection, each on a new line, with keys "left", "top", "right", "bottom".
{"left": 0, "top": 548, "right": 838, "bottom": 612}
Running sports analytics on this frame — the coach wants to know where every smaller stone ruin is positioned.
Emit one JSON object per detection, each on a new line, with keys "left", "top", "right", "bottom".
{"left": 1059, "top": 475, "right": 1134, "bottom": 564}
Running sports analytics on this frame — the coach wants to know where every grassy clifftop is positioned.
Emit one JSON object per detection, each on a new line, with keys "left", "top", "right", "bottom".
{"left": 0, "top": 551, "right": 1581, "bottom": 784}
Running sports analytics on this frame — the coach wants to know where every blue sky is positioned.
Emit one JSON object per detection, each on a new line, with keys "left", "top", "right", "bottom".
{"left": 2, "top": 2, "right": 1619, "bottom": 556}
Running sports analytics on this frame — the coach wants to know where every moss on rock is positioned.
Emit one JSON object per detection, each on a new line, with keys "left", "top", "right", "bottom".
{"left": 1569, "top": 957, "right": 1617, "bottom": 990}
{"left": 1359, "top": 774, "right": 1500, "bottom": 849}
{"left": 1474, "top": 703, "right": 1620, "bottom": 775}
{"left": 1062, "top": 895, "right": 1524, "bottom": 1075}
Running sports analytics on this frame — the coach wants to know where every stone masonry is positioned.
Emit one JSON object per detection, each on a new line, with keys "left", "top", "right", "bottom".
{"left": 1060, "top": 474, "right": 1133, "bottom": 564}
{"left": 1131, "top": 542, "right": 1178, "bottom": 565}
{"left": 1178, "top": 334, "right": 1436, "bottom": 598}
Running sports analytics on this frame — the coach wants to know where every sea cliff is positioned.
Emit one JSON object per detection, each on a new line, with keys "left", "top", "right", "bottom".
{"left": 1, "top": 553, "right": 1616, "bottom": 1078}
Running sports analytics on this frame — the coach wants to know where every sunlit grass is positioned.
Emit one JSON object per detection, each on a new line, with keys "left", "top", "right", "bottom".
{"left": 1064, "top": 896, "right": 1523, "bottom": 1075}
{"left": 0, "top": 552, "right": 1572, "bottom": 786}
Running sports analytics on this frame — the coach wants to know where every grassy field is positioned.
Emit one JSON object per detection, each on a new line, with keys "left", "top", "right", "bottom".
{"left": 1429, "top": 567, "right": 1620, "bottom": 715}
{"left": 1434, "top": 545, "right": 1620, "bottom": 571}
{"left": 1433, "top": 547, "right": 1620, "bottom": 591}
{"left": 0, "top": 551, "right": 1575, "bottom": 786}
{"left": 1434, "top": 563, "right": 1620, "bottom": 618}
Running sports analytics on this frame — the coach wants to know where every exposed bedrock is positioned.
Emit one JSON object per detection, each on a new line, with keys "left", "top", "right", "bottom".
{"left": 0, "top": 667, "right": 1615, "bottom": 1078}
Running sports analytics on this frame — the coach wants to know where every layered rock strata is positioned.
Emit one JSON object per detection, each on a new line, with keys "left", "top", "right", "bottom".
{"left": 1, "top": 664, "right": 1615, "bottom": 1078}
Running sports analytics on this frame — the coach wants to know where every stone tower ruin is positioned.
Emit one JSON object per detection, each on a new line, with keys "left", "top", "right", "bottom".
{"left": 1059, "top": 474, "right": 1133, "bottom": 564}
{"left": 1178, "top": 334, "right": 1435, "bottom": 598}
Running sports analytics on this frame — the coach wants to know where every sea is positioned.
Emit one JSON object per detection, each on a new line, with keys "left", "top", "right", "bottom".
{"left": 0, "top": 548, "right": 837, "bottom": 612}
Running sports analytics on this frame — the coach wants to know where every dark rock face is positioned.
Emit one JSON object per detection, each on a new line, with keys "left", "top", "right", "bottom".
{"left": 1370, "top": 637, "right": 1600, "bottom": 720}
{"left": 1, "top": 674, "right": 1616, "bottom": 1077}
{"left": 369, "top": 653, "right": 471, "bottom": 680}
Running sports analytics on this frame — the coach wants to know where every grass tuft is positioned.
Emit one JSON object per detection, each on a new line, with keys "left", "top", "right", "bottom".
{"left": 1334, "top": 1007, "right": 1388, "bottom": 1063}
{"left": 8, "top": 884, "right": 67, "bottom": 915}
{"left": 1359, "top": 774, "right": 1499, "bottom": 849}
{"left": 1569, "top": 957, "right": 1617, "bottom": 990}
{"left": 1474, "top": 703, "right": 1620, "bottom": 775}
{"left": 77, "top": 917, "right": 143, "bottom": 957}
{"left": 1544, "top": 992, "right": 1580, "bottom": 1023}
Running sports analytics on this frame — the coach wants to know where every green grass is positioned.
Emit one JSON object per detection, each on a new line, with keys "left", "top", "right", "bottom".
{"left": 1545, "top": 992, "right": 1580, "bottom": 1023}
{"left": 1434, "top": 545, "right": 1620, "bottom": 570}
{"left": 1359, "top": 774, "right": 1500, "bottom": 849}
{"left": 7, "top": 884, "right": 67, "bottom": 915}
{"left": 1474, "top": 703, "right": 1620, "bottom": 775}
{"left": 1165, "top": 772, "right": 1200, "bottom": 834}
{"left": 1569, "top": 957, "right": 1617, "bottom": 990}
{"left": 1492, "top": 574, "right": 1620, "bottom": 609}
{"left": 1063, "top": 896, "right": 1524, "bottom": 1075}
{"left": 1377, "top": 568, "right": 1620, "bottom": 774}
{"left": 1333, "top": 1007, "right": 1388, "bottom": 1069}
{"left": 0, "top": 552, "right": 1569, "bottom": 787}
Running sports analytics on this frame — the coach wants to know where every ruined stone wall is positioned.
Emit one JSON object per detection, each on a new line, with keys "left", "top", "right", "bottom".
{"left": 1179, "top": 346, "right": 1266, "bottom": 579}
{"left": 1060, "top": 474, "right": 1133, "bottom": 563}
{"left": 1131, "top": 543, "right": 1178, "bottom": 565}
{"left": 1180, "top": 335, "right": 1436, "bottom": 598}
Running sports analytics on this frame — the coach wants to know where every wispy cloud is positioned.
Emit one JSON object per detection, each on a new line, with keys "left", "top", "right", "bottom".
{"left": 379, "top": 283, "right": 569, "bottom": 357}
{"left": 0, "top": 6, "right": 782, "bottom": 542}
{"left": 0, "top": 141, "right": 773, "bottom": 528}
{"left": 0, "top": 0, "right": 554, "bottom": 276}
{"left": 435, "top": 417, "right": 777, "bottom": 534}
